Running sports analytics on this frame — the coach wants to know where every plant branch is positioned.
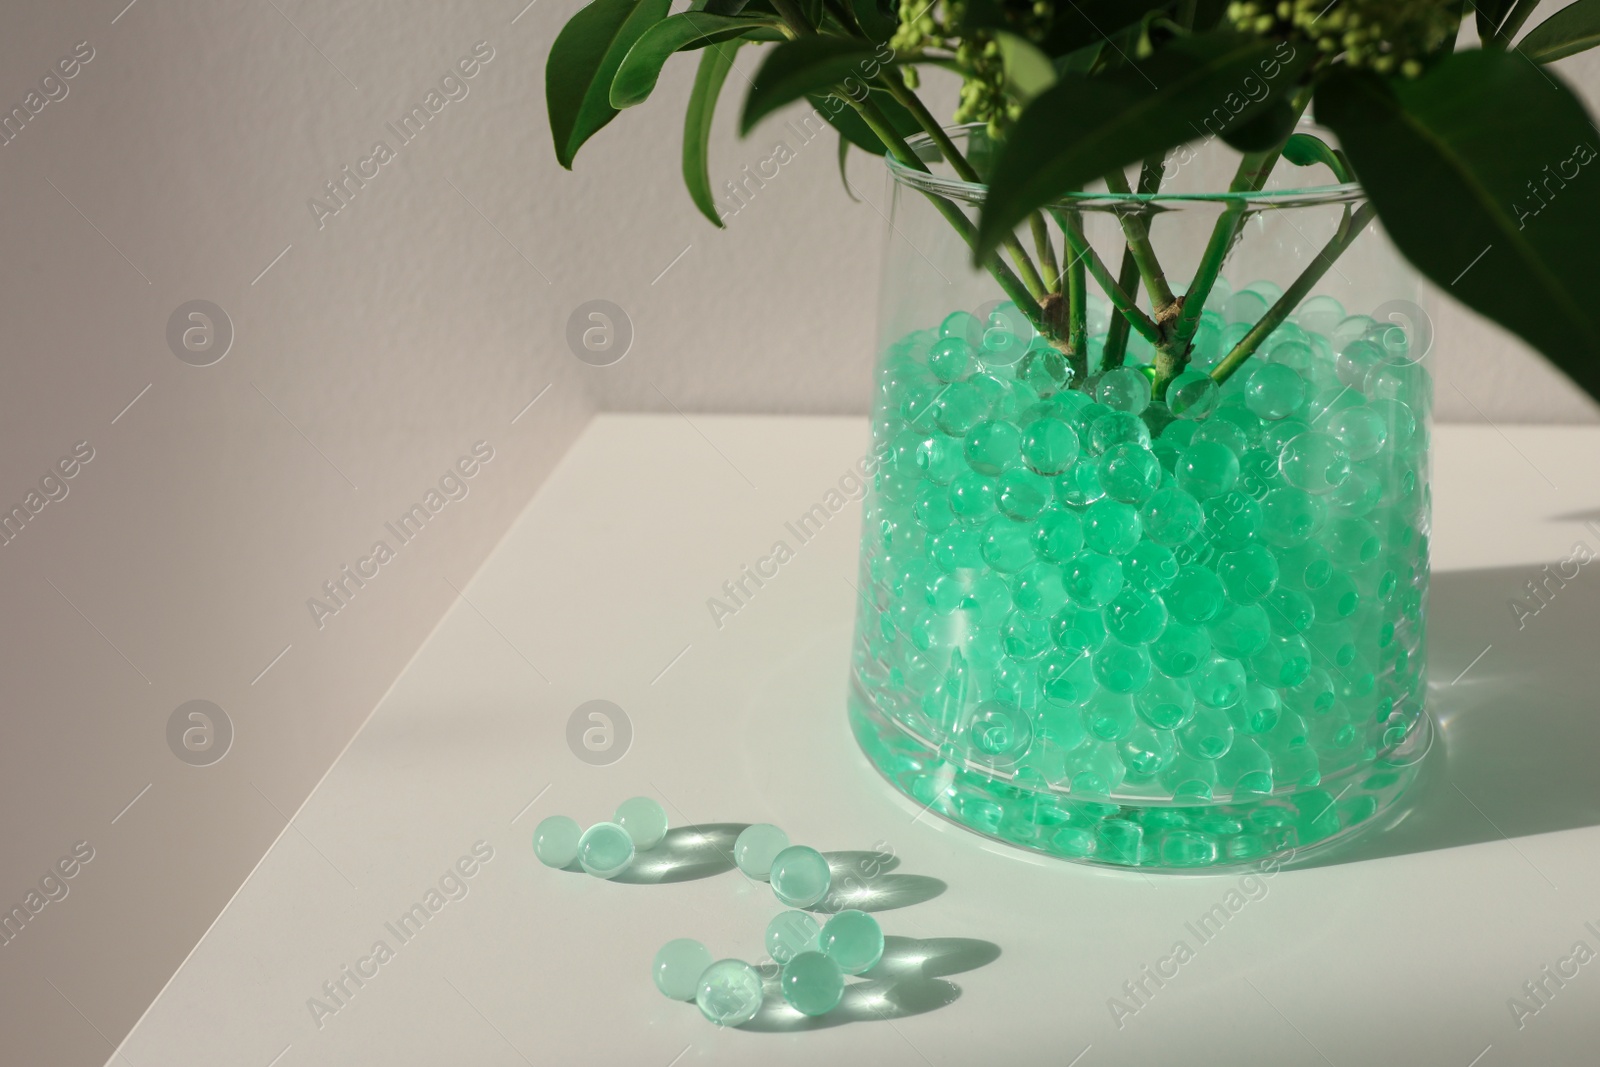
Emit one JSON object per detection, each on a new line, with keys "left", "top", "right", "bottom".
{"left": 1103, "top": 167, "right": 1178, "bottom": 320}
{"left": 1494, "top": 0, "right": 1542, "bottom": 47}
{"left": 1210, "top": 201, "right": 1379, "bottom": 384}
{"left": 1031, "top": 213, "right": 1061, "bottom": 294}
{"left": 1053, "top": 208, "right": 1162, "bottom": 347}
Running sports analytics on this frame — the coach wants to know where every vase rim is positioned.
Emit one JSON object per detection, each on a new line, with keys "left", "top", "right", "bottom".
{"left": 885, "top": 121, "right": 1365, "bottom": 209}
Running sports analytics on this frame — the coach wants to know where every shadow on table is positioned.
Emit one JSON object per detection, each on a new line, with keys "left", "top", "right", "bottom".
{"left": 1298, "top": 562, "right": 1600, "bottom": 869}
{"left": 740, "top": 936, "right": 1001, "bottom": 1032}
{"left": 609, "top": 824, "right": 746, "bottom": 884}
{"left": 812, "top": 851, "right": 946, "bottom": 914}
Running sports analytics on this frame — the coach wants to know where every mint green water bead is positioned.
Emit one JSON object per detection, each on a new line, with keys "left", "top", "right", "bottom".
{"left": 615, "top": 797, "right": 668, "bottom": 849}
{"left": 1217, "top": 544, "right": 1279, "bottom": 602}
{"left": 1279, "top": 431, "right": 1350, "bottom": 494}
{"left": 1020, "top": 413, "right": 1081, "bottom": 474}
{"left": 1093, "top": 639, "right": 1152, "bottom": 693}
{"left": 734, "top": 823, "right": 789, "bottom": 880}
{"left": 965, "top": 420, "right": 1022, "bottom": 474}
{"left": 533, "top": 815, "right": 581, "bottom": 868}
{"left": 1151, "top": 621, "right": 1212, "bottom": 677}
{"left": 949, "top": 471, "right": 996, "bottom": 520}
{"left": 697, "top": 959, "right": 764, "bottom": 1027}
{"left": 576, "top": 821, "right": 635, "bottom": 878}
{"left": 1137, "top": 673, "right": 1196, "bottom": 729}
{"left": 770, "top": 846, "right": 832, "bottom": 908}
{"left": 929, "top": 337, "right": 973, "bottom": 382}
{"left": 1142, "top": 487, "right": 1204, "bottom": 546}
{"left": 1032, "top": 509, "right": 1085, "bottom": 561}
{"left": 1051, "top": 606, "right": 1108, "bottom": 656}
{"left": 1067, "top": 551, "right": 1125, "bottom": 608}
{"left": 1097, "top": 366, "right": 1152, "bottom": 414}
{"left": 1208, "top": 602, "right": 1272, "bottom": 658}
{"left": 1164, "top": 565, "right": 1227, "bottom": 625}
{"left": 940, "top": 309, "right": 983, "bottom": 345}
{"left": 819, "top": 909, "right": 884, "bottom": 974}
{"left": 1099, "top": 443, "right": 1163, "bottom": 505}
{"left": 1193, "top": 656, "right": 1248, "bottom": 709}
{"left": 1105, "top": 587, "right": 1169, "bottom": 645}
{"left": 1087, "top": 411, "right": 1152, "bottom": 454}
{"left": 781, "top": 951, "right": 845, "bottom": 1016}
{"left": 1056, "top": 462, "right": 1107, "bottom": 506}
{"left": 1084, "top": 499, "right": 1143, "bottom": 555}
{"left": 1168, "top": 370, "right": 1220, "bottom": 420}
{"left": 1177, "top": 440, "right": 1240, "bottom": 499}
{"left": 766, "top": 910, "right": 820, "bottom": 965}
{"left": 981, "top": 517, "right": 1035, "bottom": 572}
{"left": 1245, "top": 362, "right": 1307, "bottom": 420}
{"left": 933, "top": 381, "right": 988, "bottom": 436}
{"left": 997, "top": 468, "right": 1050, "bottom": 521}
{"left": 1125, "top": 541, "right": 1179, "bottom": 592}
{"left": 654, "top": 938, "right": 714, "bottom": 1000}
{"left": 1260, "top": 487, "right": 1325, "bottom": 547}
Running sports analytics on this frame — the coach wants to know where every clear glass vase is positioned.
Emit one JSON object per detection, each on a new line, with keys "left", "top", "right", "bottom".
{"left": 848, "top": 124, "right": 1433, "bottom": 869}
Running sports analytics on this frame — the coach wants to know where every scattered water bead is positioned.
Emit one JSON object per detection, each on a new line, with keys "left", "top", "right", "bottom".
{"left": 1245, "top": 363, "right": 1307, "bottom": 421}
{"left": 781, "top": 951, "right": 845, "bottom": 1016}
{"left": 1020, "top": 413, "right": 1082, "bottom": 474}
{"left": 928, "top": 337, "right": 973, "bottom": 382}
{"left": 1141, "top": 487, "right": 1204, "bottom": 546}
{"left": 965, "top": 420, "right": 1022, "bottom": 474}
{"left": 1097, "top": 366, "right": 1152, "bottom": 414}
{"left": 1099, "top": 443, "right": 1163, "bottom": 505}
{"left": 654, "top": 939, "right": 714, "bottom": 1001}
{"left": 697, "top": 959, "right": 764, "bottom": 1027}
{"left": 1217, "top": 545, "right": 1280, "bottom": 603}
{"left": 1279, "top": 432, "right": 1351, "bottom": 494}
{"left": 1032, "top": 510, "right": 1085, "bottom": 562}
{"left": 1151, "top": 621, "right": 1212, "bottom": 677}
{"left": 969, "top": 701, "right": 1034, "bottom": 765}
{"left": 770, "top": 846, "right": 832, "bottom": 908}
{"left": 734, "top": 824, "right": 790, "bottom": 880}
{"left": 1105, "top": 588, "right": 1170, "bottom": 645}
{"left": 1165, "top": 565, "right": 1227, "bottom": 625}
{"left": 576, "top": 822, "right": 635, "bottom": 879}
{"left": 533, "top": 815, "right": 581, "bottom": 868}
{"left": 765, "top": 910, "right": 820, "bottom": 965}
{"left": 615, "top": 797, "right": 669, "bottom": 849}
{"left": 1168, "top": 370, "right": 1221, "bottom": 420}
{"left": 1084, "top": 499, "right": 1143, "bottom": 556}
{"left": 819, "top": 910, "right": 884, "bottom": 975}
{"left": 1177, "top": 441, "right": 1241, "bottom": 499}
{"left": 1066, "top": 551, "right": 1125, "bottom": 608}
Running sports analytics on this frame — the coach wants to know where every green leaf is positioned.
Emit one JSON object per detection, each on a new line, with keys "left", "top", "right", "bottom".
{"left": 682, "top": 40, "right": 743, "bottom": 227}
{"left": 961, "top": 0, "right": 1172, "bottom": 58}
{"left": 837, "top": 133, "right": 861, "bottom": 201}
{"left": 996, "top": 31, "right": 1057, "bottom": 106}
{"left": 1221, "top": 98, "right": 1297, "bottom": 152}
{"left": 1315, "top": 52, "right": 1600, "bottom": 403}
{"left": 1519, "top": 0, "right": 1600, "bottom": 61}
{"left": 613, "top": 13, "right": 781, "bottom": 109}
{"left": 1475, "top": 0, "right": 1519, "bottom": 42}
{"left": 974, "top": 31, "right": 1308, "bottom": 261}
{"left": 850, "top": 0, "right": 896, "bottom": 43}
{"left": 740, "top": 37, "right": 892, "bottom": 134}
{"left": 1282, "top": 132, "right": 1352, "bottom": 182}
{"left": 802, "top": 87, "right": 919, "bottom": 155}
{"left": 547, "top": 0, "right": 673, "bottom": 168}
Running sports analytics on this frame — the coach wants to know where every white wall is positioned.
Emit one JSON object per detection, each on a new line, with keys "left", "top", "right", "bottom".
{"left": 0, "top": 2, "right": 1593, "bottom": 1065}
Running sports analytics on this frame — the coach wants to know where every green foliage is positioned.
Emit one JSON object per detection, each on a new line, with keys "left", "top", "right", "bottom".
{"left": 740, "top": 37, "right": 893, "bottom": 134}
{"left": 612, "top": 13, "right": 782, "bottom": 109}
{"left": 1316, "top": 50, "right": 1600, "bottom": 399}
{"left": 682, "top": 42, "right": 745, "bottom": 226}
{"left": 1519, "top": 0, "right": 1600, "bottom": 62}
{"left": 546, "top": 0, "right": 672, "bottom": 168}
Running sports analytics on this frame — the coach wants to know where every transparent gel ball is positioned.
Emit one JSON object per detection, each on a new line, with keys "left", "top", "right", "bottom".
{"left": 1066, "top": 551, "right": 1125, "bottom": 608}
{"left": 654, "top": 938, "right": 713, "bottom": 1001}
{"left": 1084, "top": 499, "right": 1143, "bottom": 556}
{"left": 734, "top": 823, "right": 789, "bottom": 880}
{"left": 1097, "top": 366, "right": 1152, "bottom": 414}
{"left": 1105, "top": 587, "right": 1170, "bottom": 646}
{"left": 1279, "top": 432, "right": 1351, "bottom": 494}
{"left": 615, "top": 796, "right": 668, "bottom": 850}
{"left": 765, "top": 910, "right": 820, "bottom": 965}
{"left": 1296, "top": 294, "right": 1345, "bottom": 337}
{"left": 1032, "top": 509, "right": 1085, "bottom": 562}
{"left": 1245, "top": 363, "right": 1307, "bottom": 421}
{"left": 533, "top": 815, "right": 581, "bottom": 869}
{"left": 1151, "top": 621, "right": 1212, "bottom": 678}
{"left": 1124, "top": 541, "right": 1179, "bottom": 592}
{"left": 969, "top": 700, "right": 1034, "bottom": 765}
{"left": 1099, "top": 443, "right": 1163, "bottom": 505}
{"left": 577, "top": 821, "right": 635, "bottom": 879}
{"left": 1260, "top": 487, "right": 1325, "bottom": 548}
{"left": 1168, "top": 370, "right": 1220, "bottom": 420}
{"left": 1164, "top": 565, "right": 1227, "bottom": 625}
{"left": 770, "top": 845, "right": 832, "bottom": 908}
{"left": 819, "top": 909, "right": 884, "bottom": 975}
{"left": 933, "top": 381, "right": 988, "bottom": 436}
{"left": 965, "top": 420, "right": 1023, "bottom": 475}
{"left": 928, "top": 337, "right": 973, "bottom": 383}
{"left": 1177, "top": 440, "right": 1240, "bottom": 499}
{"left": 1020, "top": 413, "right": 1081, "bottom": 475}
{"left": 1326, "top": 405, "right": 1388, "bottom": 461}
{"left": 997, "top": 468, "right": 1051, "bottom": 521}
{"left": 697, "top": 959, "right": 764, "bottom": 1027}
{"left": 981, "top": 517, "right": 1036, "bottom": 573}
{"left": 781, "top": 951, "right": 845, "bottom": 1016}
{"left": 1087, "top": 411, "right": 1152, "bottom": 455}
{"left": 940, "top": 309, "right": 983, "bottom": 346}
{"left": 1141, "top": 487, "right": 1204, "bottom": 546}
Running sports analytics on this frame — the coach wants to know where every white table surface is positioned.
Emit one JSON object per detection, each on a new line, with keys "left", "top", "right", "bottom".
{"left": 113, "top": 414, "right": 1600, "bottom": 1067}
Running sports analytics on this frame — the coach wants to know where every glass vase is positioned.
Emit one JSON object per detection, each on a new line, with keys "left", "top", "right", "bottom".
{"left": 848, "top": 124, "right": 1433, "bottom": 869}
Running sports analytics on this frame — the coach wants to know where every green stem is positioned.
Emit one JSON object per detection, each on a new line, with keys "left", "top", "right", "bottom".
{"left": 1100, "top": 246, "right": 1142, "bottom": 370}
{"left": 1067, "top": 228, "right": 1087, "bottom": 358}
{"left": 1031, "top": 213, "right": 1061, "bottom": 295}
{"left": 1054, "top": 208, "right": 1161, "bottom": 347}
{"left": 771, "top": 0, "right": 815, "bottom": 33}
{"left": 1210, "top": 202, "right": 1378, "bottom": 384}
{"left": 879, "top": 77, "right": 1050, "bottom": 301}
{"left": 1103, "top": 167, "right": 1177, "bottom": 320}
{"left": 1494, "top": 0, "right": 1542, "bottom": 46}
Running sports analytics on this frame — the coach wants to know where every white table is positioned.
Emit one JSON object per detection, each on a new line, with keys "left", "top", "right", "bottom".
{"left": 113, "top": 415, "right": 1600, "bottom": 1067}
